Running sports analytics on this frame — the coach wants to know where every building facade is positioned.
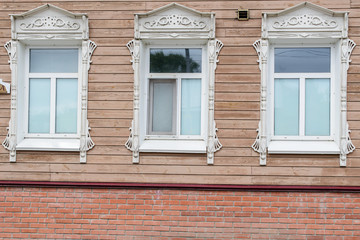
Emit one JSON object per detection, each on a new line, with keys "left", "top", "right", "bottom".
{"left": 1, "top": 0, "right": 360, "bottom": 239}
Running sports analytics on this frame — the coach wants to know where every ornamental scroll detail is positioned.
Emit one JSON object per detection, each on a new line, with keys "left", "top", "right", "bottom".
{"left": 143, "top": 14, "right": 206, "bottom": 29}
{"left": 273, "top": 14, "right": 338, "bottom": 29}
{"left": 19, "top": 16, "right": 80, "bottom": 30}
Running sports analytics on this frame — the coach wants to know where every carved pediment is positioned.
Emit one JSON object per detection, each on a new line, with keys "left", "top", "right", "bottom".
{"left": 143, "top": 14, "right": 206, "bottom": 30}
{"left": 273, "top": 14, "right": 338, "bottom": 29}
{"left": 263, "top": 2, "right": 347, "bottom": 38}
{"left": 11, "top": 4, "right": 88, "bottom": 40}
{"left": 19, "top": 16, "right": 81, "bottom": 31}
{"left": 136, "top": 3, "right": 214, "bottom": 39}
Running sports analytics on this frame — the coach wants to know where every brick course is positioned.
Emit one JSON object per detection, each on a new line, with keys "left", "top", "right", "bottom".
{"left": 1, "top": 186, "right": 360, "bottom": 239}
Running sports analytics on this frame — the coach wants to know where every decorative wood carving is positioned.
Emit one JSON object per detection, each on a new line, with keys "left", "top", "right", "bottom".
{"left": 340, "top": 123, "right": 355, "bottom": 167}
{"left": 84, "top": 40, "right": 97, "bottom": 70}
{"left": 126, "top": 40, "right": 140, "bottom": 70}
{"left": 19, "top": 17, "right": 80, "bottom": 30}
{"left": 80, "top": 121, "right": 94, "bottom": 163}
{"left": 131, "top": 3, "right": 221, "bottom": 164}
{"left": 4, "top": 4, "right": 94, "bottom": 163}
{"left": 273, "top": 14, "right": 337, "bottom": 29}
{"left": 126, "top": 40, "right": 140, "bottom": 163}
{"left": 2, "top": 122, "right": 12, "bottom": 151}
{"left": 252, "top": 39, "right": 268, "bottom": 166}
{"left": 125, "top": 120, "right": 134, "bottom": 151}
{"left": 143, "top": 15, "right": 206, "bottom": 29}
{"left": 342, "top": 39, "right": 356, "bottom": 70}
{"left": 256, "top": 2, "right": 353, "bottom": 167}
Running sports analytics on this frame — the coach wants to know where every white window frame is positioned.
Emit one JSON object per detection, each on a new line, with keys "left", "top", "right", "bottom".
{"left": 269, "top": 44, "right": 336, "bottom": 141}
{"left": 3, "top": 4, "right": 96, "bottom": 163}
{"left": 125, "top": 3, "right": 223, "bottom": 164}
{"left": 24, "top": 47, "right": 81, "bottom": 139}
{"left": 252, "top": 2, "right": 355, "bottom": 166}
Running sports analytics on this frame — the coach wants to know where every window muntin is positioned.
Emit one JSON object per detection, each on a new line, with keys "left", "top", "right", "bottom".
{"left": 272, "top": 47, "right": 332, "bottom": 139}
{"left": 27, "top": 48, "right": 79, "bottom": 136}
{"left": 150, "top": 48, "right": 202, "bottom": 73}
{"left": 146, "top": 47, "right": 204, "bottom": 138}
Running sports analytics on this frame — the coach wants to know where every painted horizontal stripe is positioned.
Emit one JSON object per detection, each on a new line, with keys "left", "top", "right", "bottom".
{"left": 0, "top": 180, "right": 360, "bottom": 192}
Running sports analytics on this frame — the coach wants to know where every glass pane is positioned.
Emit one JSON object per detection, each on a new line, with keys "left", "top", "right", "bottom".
{"left": 151, "top": 80, "right": 175, "bottom": 134}
{"left": 28, "top": 78, "right": 51, "bottom": 133}
{"left": 30, "top": 49, "right": 78, "bottom": 73}
{"left": 274, "top": 78, "right": 299, "bottom": 136}
{"left": 56, "top": 78, "right": 78, "bottom": 133}
{"left": 150, "top": 48, "right": 202, "bottom": 73}
{"left": 181, "top": 79, "right": 201, "bottom": 135}
{"left": 305, "top": 78, "right": 330, "bottom": 136}
{"left": 275, "top": 48, "right": 330, "bottom": 73}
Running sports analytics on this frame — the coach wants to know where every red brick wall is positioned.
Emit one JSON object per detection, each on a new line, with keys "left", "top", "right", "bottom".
{"left": 1, "top": 186, "right": 360, "bottom": 239}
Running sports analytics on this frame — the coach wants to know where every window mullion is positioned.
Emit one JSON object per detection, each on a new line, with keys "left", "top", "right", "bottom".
{"left": 176, "top": 77, "right": 181, "bottom": 136}
{"left": 299, "top": 77, "right": 305, "bottom": 136}
{"left": 50, "top": 76, "right": 56, "bottom": 134}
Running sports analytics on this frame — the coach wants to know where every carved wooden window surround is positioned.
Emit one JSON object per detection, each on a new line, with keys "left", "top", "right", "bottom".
{"left": 3, "top": 4, "right": 96, "bottom": 163}
{"left": 125, "top": 3, "right": 223, "bottom": 164}
{"left": 252, "top": 2, "right": 355, "bottom": 166}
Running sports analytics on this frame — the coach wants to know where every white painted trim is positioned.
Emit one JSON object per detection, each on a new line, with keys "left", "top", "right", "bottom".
{"left": 16, "top": 138, "right": 80, "bottom": 151}
{"left": 4, "top": 5, "right": 96, "bottom": 163}
{"left": 253, "top": 3, "right": 355, "bottom": 166}
{"left": 268, "top": 141, "right": 340, "bottom": 154}
{"left": 139, "top": 139, "right": 206, "bottom": 153}
{"left": 126, "top": 3, "right": 222, "bottom": 164}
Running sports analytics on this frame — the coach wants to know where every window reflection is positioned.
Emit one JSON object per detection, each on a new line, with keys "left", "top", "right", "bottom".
{"left": 150, "top": 48, "right": 202, "bottom": 73}
{"left": 275, "top": 48, "right": 330, "bottom": 73}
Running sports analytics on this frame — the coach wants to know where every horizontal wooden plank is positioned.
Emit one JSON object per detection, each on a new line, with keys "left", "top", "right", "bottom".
{"left": 88, "top": 100, "right": 132, "bottom": 110}
{"left": 88, "top": 82, "right": 133, "bottom": 92}
{"left": 215, "top": 102, "right": 259, "bottom": 111}
{"left": 215, "top": 110, "right": 259, "bottom": 120}
{"left": 48, "top": 164, "right": 252, "bottom": 175}
{"left": 50, "top": 172, "right": 252, "bottom": 184}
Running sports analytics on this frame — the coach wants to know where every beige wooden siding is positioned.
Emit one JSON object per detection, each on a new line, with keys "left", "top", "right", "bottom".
{"left": 0, "top": 0, "right": 359, "bottom": 186}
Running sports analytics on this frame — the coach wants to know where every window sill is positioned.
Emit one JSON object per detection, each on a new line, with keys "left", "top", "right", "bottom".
{"left": 268, "top": 140, "right": 340, "bottom": 154}
{"left": 16, "top": 138, "right": 80, "bottom": 151}
{"left": 139, "top": 139, "right": 206, "bottom": 153}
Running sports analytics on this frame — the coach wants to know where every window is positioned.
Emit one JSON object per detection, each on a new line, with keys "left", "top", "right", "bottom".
{"left": 272, "top": 47, "right": 332, "bottom": 138}
{"left": 27, "top": 48, "right": 79, "bottom": 135}
{"left": 252, "top": 2, "right": 355, "bottom": 166}
{"left": 126, "top": 3, "right": 223, "bottom": 164}
{"left": 147, "top": 48, "right": 203, "bottom": 137}
{"left": 3, "top": 4, "right": 96, "bottom": 163}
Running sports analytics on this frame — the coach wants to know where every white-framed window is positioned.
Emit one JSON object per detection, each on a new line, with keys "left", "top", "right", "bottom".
{"left": 252, "top": 2, "right": 355, "bottom": 166}
{"left": 3, "top": 4, "right": 96, "bottom": 163}
{"left": 270, "top": 46, "right": 335, "bottom": 140}
{"left": 125, "top": 3, "right": 223, "bottom": 164}
{"left": 145, "top": 46, "right": 206, "bottom": 139}
{"left": 25, "top": 48, "right": 81, "bottom": 137}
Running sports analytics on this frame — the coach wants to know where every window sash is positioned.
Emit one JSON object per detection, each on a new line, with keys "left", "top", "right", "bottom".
{"left": 25, "top": 48, "right": 80, "bottom": 138}
{"left": 148, "top": 79, "right": 177, "bottom": 135}
{"left": 270, "top": 45, "right": 335, "bottom": 140}
{"left": 271, "top": 66, "right": 334, "bottom": 140}
{"left": 147, "top": 77, "right": 202, "bottom": 137}
{"left": 145, "top": 45, "right": 205, "bottom": 139}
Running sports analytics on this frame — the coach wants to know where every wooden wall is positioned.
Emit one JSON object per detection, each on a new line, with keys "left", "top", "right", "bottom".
{"left": 0, "top": 0, "right": 360, "bottom": 186}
